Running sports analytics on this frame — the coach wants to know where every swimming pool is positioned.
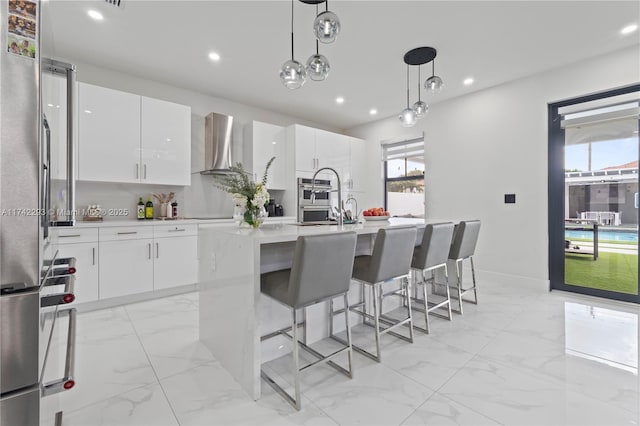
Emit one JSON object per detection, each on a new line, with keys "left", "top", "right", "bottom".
{"left": 565, "top": 230, "right": 638, "bottom": 243}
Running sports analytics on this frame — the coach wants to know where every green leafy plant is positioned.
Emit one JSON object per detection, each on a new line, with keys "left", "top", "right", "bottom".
{"left": 212, "top": 156, "right": 275, "bottom": 228}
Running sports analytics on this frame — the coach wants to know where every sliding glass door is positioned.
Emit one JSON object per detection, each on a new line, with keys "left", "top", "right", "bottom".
{"left": 549, "top": 85, "right": 640, "bottom": 303}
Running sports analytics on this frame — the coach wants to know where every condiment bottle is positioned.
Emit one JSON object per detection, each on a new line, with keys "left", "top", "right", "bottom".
{"left": 137, "top": 197, "right": 145, "bottom": 220}
{"left": 145, "top": 198, "right": 154, "bottom": 220}
{"left": 171, "top": 201, "right": 178, "bottom": 218}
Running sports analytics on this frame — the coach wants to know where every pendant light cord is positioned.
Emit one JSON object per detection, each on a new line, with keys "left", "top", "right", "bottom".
{"left": 406, "top": 65, "right": 410, "bottom": 108}
{"left": 290, "top": 0, "right": 294, "bottom": 60}
{"left": 326, "top": 0, "right": 329, "bottom": 12}
{"left": 417, "top": 66, "right": 421, "bottom": 102}
{"left": 316, "top": 4, "right": 319, "bottom": 55}
{"left": 431, "top": 60, "right": 435, "bottom": 77}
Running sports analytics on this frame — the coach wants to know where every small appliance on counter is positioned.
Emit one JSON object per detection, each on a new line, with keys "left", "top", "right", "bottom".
{"left": 266, "top": 199, "right": 284, "bottom": 217}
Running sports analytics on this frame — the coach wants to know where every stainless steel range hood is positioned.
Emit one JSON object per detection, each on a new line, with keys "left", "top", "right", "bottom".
{"left": 200, "top": 112, "right": 235, "bottom": 174}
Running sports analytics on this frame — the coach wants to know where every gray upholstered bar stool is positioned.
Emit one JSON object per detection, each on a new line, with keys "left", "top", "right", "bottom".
{"left": 448, "top": 220, "right": 481, "bottom": 314}
{"left": 260, "top": 232, "right": 357, "bottom": 411}
{"left": 340, "top": 225, "right": 417, "bottom": 362}
{"left": 409, "top": 222, "right": 455, "bottom": 334}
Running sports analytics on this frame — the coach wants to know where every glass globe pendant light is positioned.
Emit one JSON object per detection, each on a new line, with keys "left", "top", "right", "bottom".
{"left": 425, "top": 59, "right": 444, "bottom": 93}
{"left": 307, "top": 41, "right": 330, "bottom": 81}
{"left": 280, "top": 0, "right": 307, "bottom": 89}
{"left": 399, "top": 65, "right": 417, "bottom": 128}
{"left": 314, "top": 0, "right": 340, "bottom": 44}
{"left": 306, "top": 5, "right": 330, "bottom": 81}
{"left": 412, "top": 65, "right": 428, "bottom": 118}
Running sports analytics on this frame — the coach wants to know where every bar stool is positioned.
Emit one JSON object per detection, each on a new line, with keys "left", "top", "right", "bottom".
{"left": 340, "top": 226, "right": 417, "bottom": 362}
{"left": 409, "top": 222, "right": 455, "bottom": 334}
{"left": 260, "top": 232, "right": 357, "bottom": 411}
{"left": 448, "top": 220, "right": 481, "bottom": 314}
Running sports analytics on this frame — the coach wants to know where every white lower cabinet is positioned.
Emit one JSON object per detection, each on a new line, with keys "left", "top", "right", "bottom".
{"left": 99, "top": 238, "right": 154, "bottom": 299}
{"left": 54, "top": 242, "right": 99, "bottom": 304}
{"left": 52, "top": 224, "right": 199, "bottom": 304}
{"left": 153, "top": 235, "right": 198, "bottom": 290}
{"left": 50, "top": 228, "right": 100, "bottom": 305}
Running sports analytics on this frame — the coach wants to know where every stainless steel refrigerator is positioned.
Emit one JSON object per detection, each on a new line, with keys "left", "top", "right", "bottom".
{"left": 1, "top": 4, "right": 78, "bottom": 424}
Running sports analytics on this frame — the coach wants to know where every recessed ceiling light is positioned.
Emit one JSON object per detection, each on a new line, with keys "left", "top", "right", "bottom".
{"left": 621, "top": 24, "right": 638, "bottom": 35}
{"left": 336, "top": 97, "right": 345, "bottom": 104}
{"left": 272, "top": 141, "right": 277, "bottom": 145}
{"left": 87, "top": 10, "right": 104, "bottom": 21}
{"left": 84, "top": 110, "right": 92, "bottom": 114}
{"left": 208, "top": 52, "right": 221, "bottom": 62}
{"left": 369, "top": 109, "right": 377, "bottom": 115}
{"left": 463, "top": 77, "right": 474, "bottom": 85}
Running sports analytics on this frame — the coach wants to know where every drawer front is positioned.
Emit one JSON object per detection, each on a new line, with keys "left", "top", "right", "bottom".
{"left": 154, "top": 224, "right": 198, "bottom": 238}
{"left": 50, "top": 227, "right": 99, "bottom": 244}
{"left": 99, "top": 226, "right": 154, "bottom": 241}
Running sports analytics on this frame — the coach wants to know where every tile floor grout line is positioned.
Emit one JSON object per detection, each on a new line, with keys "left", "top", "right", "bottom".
{"left": 123, "top": 304, "right": 183, "bottom": 426}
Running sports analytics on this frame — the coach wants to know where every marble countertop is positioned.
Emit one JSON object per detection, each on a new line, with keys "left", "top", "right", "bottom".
{"left": 199, "top": 217, "right": 426, "bottom": 244}
{"left": 67, "top": 216, "right": 296, "bottom": 228}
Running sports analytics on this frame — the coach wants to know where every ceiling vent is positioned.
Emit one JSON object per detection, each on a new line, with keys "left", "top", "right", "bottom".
{"left": 104, "top": 0, "right": 124, "bottom": 8}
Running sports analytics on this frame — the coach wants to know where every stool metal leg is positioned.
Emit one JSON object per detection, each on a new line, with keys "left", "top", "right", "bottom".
{"left": 421, "top": 271, "right": 430, "bottom": 334}
{"left": 372, "top": 283, "right": 382, "bottom": 362}
{"left": 328, "top": 298, "right": 334, "bottom": 337}
{"left": 470, "top": 257, "right": 478, "bottom": 305}
{"left": 444, "top": 264, "right": 453, "bottom": 321}
{"left": 405, "top": 277, "right": 414, "bottom": 343}
{"left": 343, "top": 293, "right": 353, "bottom": 378}
{"left": 455, "top": 259, "right": 464, "bottom": 314}
{"left": 291, "top": 309, "right": 301, "bottom": 410}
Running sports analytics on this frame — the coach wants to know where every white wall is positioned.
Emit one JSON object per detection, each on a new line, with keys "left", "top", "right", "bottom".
{"left": 346, "top": 46, "right": 640, "bottom": 284}
{"left": 63, "top": 59, "right": 340, "bottom": 219}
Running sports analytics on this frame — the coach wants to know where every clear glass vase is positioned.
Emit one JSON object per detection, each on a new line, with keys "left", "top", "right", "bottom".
{"left": 244, "top": 205, "right": 268, "bottom": 228}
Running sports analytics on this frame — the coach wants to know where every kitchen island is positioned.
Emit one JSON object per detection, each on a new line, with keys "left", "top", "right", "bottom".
{"left": 198, "top": 218, "right": 425, "bottom": 400}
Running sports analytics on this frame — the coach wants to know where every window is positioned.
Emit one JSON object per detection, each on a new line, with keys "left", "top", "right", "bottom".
{"left": 382, "top": 135, "right": 425, "bottom": 217}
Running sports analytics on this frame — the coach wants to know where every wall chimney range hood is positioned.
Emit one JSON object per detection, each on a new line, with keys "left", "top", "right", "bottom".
{"left": 200, "top": 112, "right": 235, "bottom": 174}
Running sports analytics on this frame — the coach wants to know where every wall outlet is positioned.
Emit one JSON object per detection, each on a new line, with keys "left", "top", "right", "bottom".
{"left": 504, "top": 194, "right": 516, "bottom": 204}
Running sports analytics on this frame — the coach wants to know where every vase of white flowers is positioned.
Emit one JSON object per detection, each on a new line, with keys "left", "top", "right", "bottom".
{"left": 213, "top": 157, "right": 275, "bottom": 229}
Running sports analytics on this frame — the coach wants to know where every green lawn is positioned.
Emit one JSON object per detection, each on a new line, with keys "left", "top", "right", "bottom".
{"left": 565, "top": 251, "right": 638, "bottom": 295}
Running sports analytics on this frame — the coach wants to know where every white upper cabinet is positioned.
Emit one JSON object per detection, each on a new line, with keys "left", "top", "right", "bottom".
{"left": 346, "top": 137, "right": 367, "bottom": 193}
{"left": 78, "top": 83, "right": 191, "bottom": 185}
{"left": 315, "top": 129, "right": 350, "bottom": 172}
{"left": 41, "top": 73, "right": 68, "bottom": 180}
{"left": 78, "top": 83, "right": 141, "bottom": 183}
{"left": 293, "top": 124, "right": 317, "bottom": 173}
{"left": 141, "top": 97, "right": 191, "bottom": 185}
{"left": 245, "top": 121, "right": 288, "bottom": 190}
{"left": 291, "top": 124, "right": 353, "bottom": 186}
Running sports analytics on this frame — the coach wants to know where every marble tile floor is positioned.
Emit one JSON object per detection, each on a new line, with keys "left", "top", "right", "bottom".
{"left": 56, "top": 280, "right": 640, "bottom": 425}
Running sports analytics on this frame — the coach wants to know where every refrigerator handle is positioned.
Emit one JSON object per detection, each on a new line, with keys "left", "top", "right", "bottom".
{"left": 41, "top": 308, "right": 77, "bottom": 397}
{"left": 65, "top": 67, "right": 76, "bottom": 224}
{"left": 42, "top": 116, "right": 51, "bottom": 239}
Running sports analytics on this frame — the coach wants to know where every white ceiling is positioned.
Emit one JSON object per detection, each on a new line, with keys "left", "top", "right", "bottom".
{"left": 42, "top": 0, "right": 639, "bottom": 130}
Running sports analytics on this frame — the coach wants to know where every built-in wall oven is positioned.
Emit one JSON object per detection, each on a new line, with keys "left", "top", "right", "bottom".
{"left": 297, "top": 178, "right": 333, "bottom": 222}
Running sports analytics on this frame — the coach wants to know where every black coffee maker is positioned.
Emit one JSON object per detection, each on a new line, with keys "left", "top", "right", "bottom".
{"left": 267, "top": 199, "right": 284, "bottom": 217}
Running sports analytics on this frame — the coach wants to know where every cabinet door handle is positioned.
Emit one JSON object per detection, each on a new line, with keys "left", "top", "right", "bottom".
{"left": 148, "top": 243, "right": 151, "bottom": 260}
{"left": 168, "top": 228, "right": 185, "bottom": 232}
{"left": 117, "top": 231, "right": 137, "bottom": 235}
{"left": 156, "top": 242, "right": 159, "bottom": 259}
{"left": 59, "top": 234, "right": 81, "bottom": 238}
{"left": 92, "top": 247, "right": 95, "bottom": 265}
{"left": 144, "top": 164, "right": 147, "bottom": 179}
{"left": 136, "top": 163, "right": 139, "bottom": 179}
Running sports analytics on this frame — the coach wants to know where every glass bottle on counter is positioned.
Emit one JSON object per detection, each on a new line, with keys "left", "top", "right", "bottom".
{"left": 145, "top": 198, "right": 154, "bottom": 220}
{"left": 171, "top": 201, "right": 178, "bottom": 218}
{"left": 137, "top": 197, "right": 145, "bottom": 220}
